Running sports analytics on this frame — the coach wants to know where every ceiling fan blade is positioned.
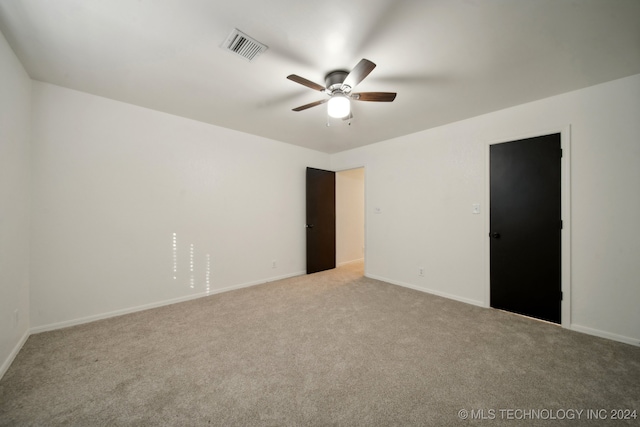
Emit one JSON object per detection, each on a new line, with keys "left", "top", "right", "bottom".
{"left": 352, "top": 92, "right": 397, "bottom": 102}
{"left": 341, "top": 59, "right": 376, "bottom": 90}
{"left": 292, "top": 99, "right": 328, "bottom": 112}
{"left": 287, "top": 74, "right": 326, "bottom": 92}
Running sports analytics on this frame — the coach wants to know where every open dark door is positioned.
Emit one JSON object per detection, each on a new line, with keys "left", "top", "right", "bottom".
{"left": 306, "top": 167, "right": 336, "bottom": 274}
{"left": 490, "top": 134, "right": 562, "bottom": 324}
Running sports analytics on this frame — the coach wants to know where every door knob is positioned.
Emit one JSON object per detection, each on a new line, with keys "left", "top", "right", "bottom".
{"left": 490, "top": 232, "right": 500, "bottom": 239}
{"left": 306, "top": 224, "right": 314, "bottom": 228}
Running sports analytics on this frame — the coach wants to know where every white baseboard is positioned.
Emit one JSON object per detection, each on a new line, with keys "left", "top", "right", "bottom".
{"left": 0, "top": 329, "right": 30, "bottom": 380}
{"left": 570, "top": 324, "right": 640, "bottom": 347}
{"left": 367, "top": 274, "right": 640, "bottom": 348}
{"left": 366, "top": 273, "right": 485, "bottom": 308}
{"left": 30, "top": 270, "right": 305, "bottom": 335}
{"left": 338, "top": 258, "right": 364, "bottom": 267}
{"left": 5, "top": 271, "right": 306, "bottom": 378}
{"left": 13, "top": 269, "right": 639, "bottom": 380}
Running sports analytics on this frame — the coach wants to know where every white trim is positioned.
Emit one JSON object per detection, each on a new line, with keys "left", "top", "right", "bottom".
{"left": 366, "top": 273, "right": 485, "bottom": 307}
{"left": 30, "top": 270, "right": 305, "bottom": 334}
{"left": 0, "top": 329, "right": 30, "bottom": 380}
{"left": 484, "top": 126, "right": 572, "bottom": 326}
{"left": 560, "top": 126, "right": 572, "bottom": 328}
{"left": 570, "top": 324, "right": 640, "bottom": 347}
{"left": 484, "top": 145, "right": 491, "bottom": 309}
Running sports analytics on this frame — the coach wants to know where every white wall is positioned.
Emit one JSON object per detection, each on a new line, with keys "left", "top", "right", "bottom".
{"left": 0, "top": 31, "right": 31, "bottom": 376}
{"left": 2, "top": 49, "right": 637, "bottom": 380}
{"left": 331, "top": 74, "right": 640, "bottom": 345}
{"left": 30, "top": 82, "right": 329, "bottom": 330}
{"left": 336, "top": 168, "right": 364, "bottom": 265}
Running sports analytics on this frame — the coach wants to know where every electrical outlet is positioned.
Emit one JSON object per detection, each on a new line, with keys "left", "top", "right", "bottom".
{"left": 418, "top": 267, "right": 424, "bottom": 277}
{"left": 272, "top": 260, "right": 277, "bottom": 269}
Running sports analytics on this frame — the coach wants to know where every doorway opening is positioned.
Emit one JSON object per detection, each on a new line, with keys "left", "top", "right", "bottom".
{"left": 336, "top": 167, "right": 365, "bottom": 270}
{"left": 306, "top": 166, "right": 365, "bottom": 275}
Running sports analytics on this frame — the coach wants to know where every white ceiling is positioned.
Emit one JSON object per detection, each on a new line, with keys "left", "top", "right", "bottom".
{"left": 1, "top": 0, "right": 639, "bottom": 154}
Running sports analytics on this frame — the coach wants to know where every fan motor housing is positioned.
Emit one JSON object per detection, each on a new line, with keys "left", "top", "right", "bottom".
{"left": 325, "top": 70, "right": 349, "bottom": 92}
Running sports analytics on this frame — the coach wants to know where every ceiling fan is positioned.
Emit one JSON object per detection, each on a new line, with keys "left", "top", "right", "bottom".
{"left": 287, "top": 58, "right": 396, "bottom": 120}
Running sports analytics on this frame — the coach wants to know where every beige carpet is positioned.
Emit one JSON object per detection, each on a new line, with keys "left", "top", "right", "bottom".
{"left": 1, "top": 261, "right": 639, "bottom": 426}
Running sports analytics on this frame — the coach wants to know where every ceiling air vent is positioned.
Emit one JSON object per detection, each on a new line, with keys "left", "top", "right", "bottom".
{"left": 222, "top": 28, "right": 268, "bottom": 62}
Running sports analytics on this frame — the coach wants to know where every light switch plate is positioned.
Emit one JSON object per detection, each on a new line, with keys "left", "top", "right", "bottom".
{"left": 472, "top": 203, "right": 480, "bottom": 214}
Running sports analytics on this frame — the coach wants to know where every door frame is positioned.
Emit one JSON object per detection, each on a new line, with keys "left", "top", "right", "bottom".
{"left": 335, "top": 164, "right": 367, "bottom": 275}
{"left": 484, "top": 126, "right": 572, "bottom": 328}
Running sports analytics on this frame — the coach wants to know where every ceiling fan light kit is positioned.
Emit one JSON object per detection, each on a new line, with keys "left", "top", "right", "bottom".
{"left": 287, "top": 58, "right": 396, "bottom": 121}
{"left": 327, "top": 94, "right": 350, "bottom": 118}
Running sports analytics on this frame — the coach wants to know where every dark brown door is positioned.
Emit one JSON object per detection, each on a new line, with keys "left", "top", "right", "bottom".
{"left": 306, "top": 167, "right": 336, "bottom": 274}
{"left": 490, "top": 133, "right": 562, "bottom": 324}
